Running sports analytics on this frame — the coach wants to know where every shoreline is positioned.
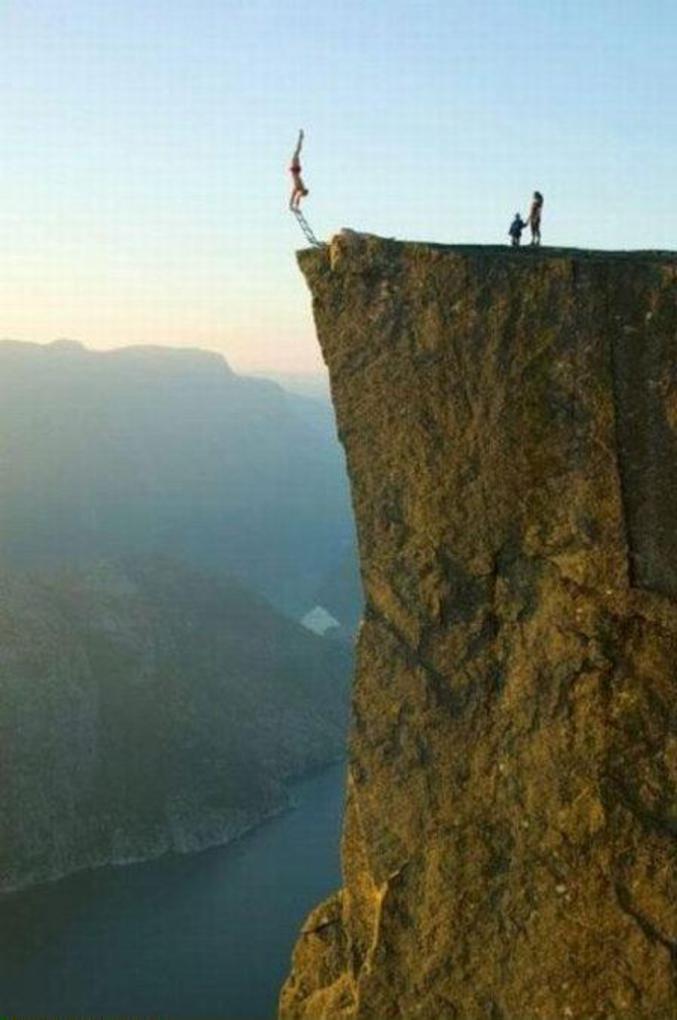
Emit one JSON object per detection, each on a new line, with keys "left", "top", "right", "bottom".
{"left": 0, "top": 757, "right": 347, "bottom": 900}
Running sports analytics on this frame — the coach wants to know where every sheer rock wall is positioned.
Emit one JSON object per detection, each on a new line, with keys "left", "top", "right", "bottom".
{"left": 280, "top": 236, "right": 677, "bottom": 1020}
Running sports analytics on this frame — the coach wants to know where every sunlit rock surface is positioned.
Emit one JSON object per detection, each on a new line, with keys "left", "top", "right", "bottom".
{"left": 280, "top": 236, "right": 677, "bottom": 1020}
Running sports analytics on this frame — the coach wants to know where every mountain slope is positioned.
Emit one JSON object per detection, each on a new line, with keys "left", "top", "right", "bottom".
{"left": 0, "top": 559, "right": 350, "bottom": 893}
{"left": 0, "top": 340, "right": 353, "bottom": 614}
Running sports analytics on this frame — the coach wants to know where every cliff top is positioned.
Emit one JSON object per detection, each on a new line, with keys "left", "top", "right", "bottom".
{"left": 298, "top": 231, "right": 677, "bottom": 272}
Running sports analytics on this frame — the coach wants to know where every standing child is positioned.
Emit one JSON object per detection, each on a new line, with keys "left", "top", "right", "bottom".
{"left": 509, "top": 213, "right": 527, "bottom": 247}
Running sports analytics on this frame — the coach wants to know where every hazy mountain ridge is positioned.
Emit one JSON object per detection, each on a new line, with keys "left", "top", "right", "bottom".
{"left": 0, "top": 339, "right": 356, "bottom": 616}
{"left": 0, "top": 557, "right": 350, "bottom": 894}
{"left": 0, "top": 338, "right": 358, "bottom": 894}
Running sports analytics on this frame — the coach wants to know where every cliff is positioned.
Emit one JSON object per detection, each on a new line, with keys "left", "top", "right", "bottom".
{"left": 0, "top": 560, "right": 349, "bottom": 893}
{"left": 280, "top": 235, "right": 677, "bottom": 1020}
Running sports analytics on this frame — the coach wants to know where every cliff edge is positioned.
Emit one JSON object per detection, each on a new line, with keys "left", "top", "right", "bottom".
{"left": 280, "top": 235, "right": 677, "bottom": 1019}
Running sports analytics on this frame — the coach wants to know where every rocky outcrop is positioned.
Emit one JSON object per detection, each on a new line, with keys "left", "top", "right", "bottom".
{"left": 280, "top": 236, "right": 677, "bottom": 1019}
{"left": 0, "top": 559, "right": 349, "bottom": 893}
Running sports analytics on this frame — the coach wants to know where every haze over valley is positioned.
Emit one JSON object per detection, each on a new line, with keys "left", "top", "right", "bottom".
{"left": 0, "top": 337, "right": 360, "bottom": 892}
{"left": 0, "top": 339, "right": 357, "bottom": 616}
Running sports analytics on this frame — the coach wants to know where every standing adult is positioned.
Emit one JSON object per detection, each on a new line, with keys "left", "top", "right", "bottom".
{"left": 527, "top": 191, "right": 544, "bottom": 245}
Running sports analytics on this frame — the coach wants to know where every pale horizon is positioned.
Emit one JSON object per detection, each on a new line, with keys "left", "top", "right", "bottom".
{"left": 0, "top": 333, "right": 329, "bottom": 382}
{"left": 2, "top": 1, "right": 676, "bottom": 372}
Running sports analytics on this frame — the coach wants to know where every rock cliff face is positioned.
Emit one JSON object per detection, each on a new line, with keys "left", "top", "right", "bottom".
{"left": 280, "top": 236, "right": 677, "bottom": 1020}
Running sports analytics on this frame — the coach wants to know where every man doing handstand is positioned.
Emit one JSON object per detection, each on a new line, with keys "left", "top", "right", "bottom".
{"left": 289, "top": 130, "right": 309, "bottom": 211}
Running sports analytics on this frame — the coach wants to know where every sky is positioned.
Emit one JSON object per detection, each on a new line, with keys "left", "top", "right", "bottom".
{"left": 1, "top": 1, "right": 676, "bottom": 374}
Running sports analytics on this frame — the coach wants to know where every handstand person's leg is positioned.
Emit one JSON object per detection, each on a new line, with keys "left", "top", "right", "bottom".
{"left": 291, "top": 129, "right": 303, "bottom": 165}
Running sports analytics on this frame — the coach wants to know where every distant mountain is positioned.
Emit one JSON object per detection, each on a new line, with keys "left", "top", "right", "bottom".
{"left": 0, "top": 340, "right": 354, "bottom": 614}
{"left": 249, "top": 370, "right": 331, "bottom": 402}
{"left": 0, "top": 558, "right": 350, "bottom": 893}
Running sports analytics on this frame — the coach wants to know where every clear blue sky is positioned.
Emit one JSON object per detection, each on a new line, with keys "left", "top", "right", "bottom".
{"left": 1, "top": 1, "right": 675, "bottom": 372}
